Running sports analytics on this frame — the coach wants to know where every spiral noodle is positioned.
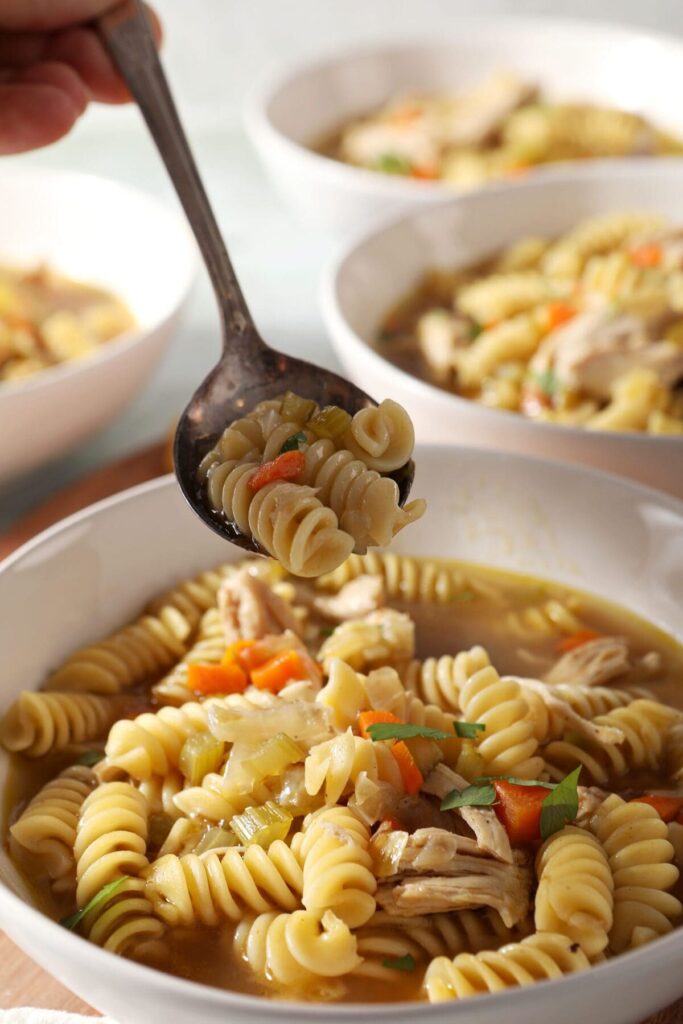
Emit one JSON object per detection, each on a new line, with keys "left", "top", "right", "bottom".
{"left": 549, "top": 683, "right": 654, "bottom": 720}
{"left": 456, "top": 647, "right": 543, "bottom": 779}
{"left": 45, "top": 605, "right": 192, "bottom": 694}
{"left": 535, "top": 826, "right": 613, "bottom": 959}
{"left": 82, "top": 876, "right": 164, "bottom": 955}
{"left": 457, "top": 272, "right": 549, "bottom": 325}
{"left": 316, "top": 552, "right": 471, "bottom": 604}
{"left": 304, "top": 730, "right": 402, "bottom": 804}
{"left": 152, "top": 608, "right": 225, "bottom": 707}
{"left": 354, "top": 910, "right": 530, "bottom": 981}
{"left": 248, "top": 481, "right": 354, "bottom": 577}
{"left": 0, "top": 691, "right": 115, "bottom": 757}
{"left": 145, "top": 841, "right": 303, "bottom": 927}
{"left": 74, "top": 781, "right": 149, "bottom": 907}
{"left": 101, "top": 700, "right": 212, "bottom": 781}
{"left": 581, "top": 251, "right": 665, "bottom": 304}
{"left": 317, "top": 611, "right": 414, "bottom": 674}
{"left": 424, "top": 932, "right": 590, "bottom": 1002}
{"left": 503, "top": 599, "right": 582, "bottom": 639}
{"left": 299, "top": 805, "right": 376, "bottom": 928}
{"left": 145, "top": 565, "right": 230, "bottom": 630}
{"left": 9, "top": 766, "right": 96, "bottom": 892}
{"left": 137, "top": 770, "right": 184, "bottom": 820}
{"left": 403, "top": 655, "right": 463, "bottom": 713}
{"left": 544, "top": 699, "right": 682, "bottom": 784}
{"left": 341, "top": 399, "right": 415, "bottom": 472}
{"left": 542, "top": 211, "right": 665, "bottom": 277}
{"left": 234, "top": 909, "right": 361, "bottom": 986}
{"left": 666, "top": 722, "right": 683, "bottom": 781}
{"left": 173, "top": 772, "right": 272, "bottom": 824}
{"left": 590, "top": 794, "right": 682, "bottom": 952}
{"left": 302, "top": 439, "right": 424, "bottom": 552}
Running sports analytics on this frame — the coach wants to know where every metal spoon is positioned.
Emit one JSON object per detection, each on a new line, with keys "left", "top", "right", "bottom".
{"left": 98, "top": 0, "right": 415, "bottom": 553}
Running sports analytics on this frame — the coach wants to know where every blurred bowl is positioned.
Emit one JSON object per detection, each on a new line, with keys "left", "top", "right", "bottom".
{"left": 0, "top": 167, "right": 196, "bottom": 483}
{"left": 1, "top": 452, "right": 683, "bottom": 1023}
{"left": 245, "top": 19, "right": 683, "bottom": 234}
{"left": 321, "top": 163, "right": 683, "bottom": 497}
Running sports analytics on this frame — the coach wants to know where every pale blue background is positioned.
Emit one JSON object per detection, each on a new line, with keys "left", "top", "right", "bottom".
{"left": 1, "top": 0, "right": 681, "bottom": 529}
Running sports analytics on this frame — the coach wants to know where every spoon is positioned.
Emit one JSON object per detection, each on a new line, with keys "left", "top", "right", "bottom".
{"left": 98, "top": 0, "right": 415, "bottom": 553}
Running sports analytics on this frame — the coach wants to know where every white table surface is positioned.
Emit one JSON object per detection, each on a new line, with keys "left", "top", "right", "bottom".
{"left": 1, "top": 0, "right": 681, "bottom": 531}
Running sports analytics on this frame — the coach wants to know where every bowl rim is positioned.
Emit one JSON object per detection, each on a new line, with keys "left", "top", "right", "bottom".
{"left": 0, "top": 165, "right": 198, "bottom": 399}
{"left": 245, "top": 15, "right": 683, "bottom": 203}
{"left": 319, "top": 162, "right": 683, "bottom": 448}
{"left": 1, "top": 463, "right": 683, "bottom": 1016}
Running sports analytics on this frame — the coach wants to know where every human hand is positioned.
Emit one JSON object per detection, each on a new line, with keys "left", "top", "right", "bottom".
{"left": 0, "top": 0, "right": 161, "bottom": 154}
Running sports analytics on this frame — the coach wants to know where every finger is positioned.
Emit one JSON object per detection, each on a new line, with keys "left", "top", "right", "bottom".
{"left": 0, "top": 1, "right": 125, "bottom": 32}
{"left": 46, "top": 26, "right": 129, "bottom": 102}
{"left": 0, "top": 31, "right": 46, "bottom": 68}
{"left": 0, "top": 61, "right": 88, "bottom": 154}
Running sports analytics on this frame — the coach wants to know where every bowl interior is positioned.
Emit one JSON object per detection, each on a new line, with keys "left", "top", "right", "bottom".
{"left": 265, "top": 24, "right": 683, "bottom": 148}
{"left": 0, "top": 169, "right": 195, "bottom": 331}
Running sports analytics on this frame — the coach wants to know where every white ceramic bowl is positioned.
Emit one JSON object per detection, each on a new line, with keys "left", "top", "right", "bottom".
{"left": 1, "top": 449, "right": 683, "bottom": 1023}
{"left": 245, "top": 19, "right": 683, "bottom": 234}
{"left": 321, "top": 163, "right": 683, "bottom": 498}
{"left": 0, "top": 168, "right": 196, "bottom": 484}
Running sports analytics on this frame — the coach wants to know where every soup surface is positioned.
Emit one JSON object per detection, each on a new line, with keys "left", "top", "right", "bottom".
{"left": 377, "top": 210, "right": 683, "bottom": 434}
{"left": 3, "top": 554, "right": 683, "bottom": 1004}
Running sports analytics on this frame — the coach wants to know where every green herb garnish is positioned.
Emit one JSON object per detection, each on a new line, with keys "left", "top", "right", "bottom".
{"left": 454, "top": 721, "right": 485, "bottom": 739}
{"left": 319, "top": 626, "right": 335, "bottom": 638}
{"left": 60, "top": 876, "right": 129, "bottom": 932}
{"left": 451, "top": 589, "right": 475, "bottom": 603}
{"left": 468, "top": 320, "right": 482, "bottom": 341}
{"left": 539, "top": 766, "right": 581, "bottom": 840}
{"left": 532, "top": 368, "right": 559, "bottom": 397}
{"left": 279, "top": 430, "right": 307, "bottom": 454}
{"left": 367, "top": 722, "right": 451, "bottom": 742}
{"left": 381, "top": 954, "right": 416, "bottom": 972}
{"left": 75, "top": 749, "right": 104, "bottom": 767}
{"left": 375, "top": 152, "right": 413, "bottom": 175}
{"left": 441, "top": 783, "right": 497, "bottom": 811}
{"left": 476, "top": 776, "right": 555, "bottom": 789}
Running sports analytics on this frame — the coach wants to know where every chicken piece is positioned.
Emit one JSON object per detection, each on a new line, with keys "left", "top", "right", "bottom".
{"left": 544, "top": 636, "right": 632, "bottom": 687}
{"left": 300, "top": 575, "right": 385, "bottom": 622}
{"left": 423, "top": 764, "right": 513, "bottom": 864}
{"left": 374, "top": 829, "right": 532, "bottom": 926}
{"left": 416, "top": 310, "right": 470, "bottom": 384}
{"left": 440, "top": 71, "right": 537, "bottom": 148}
{"left": 506, "top": 675, "right": 625, "bottom": 745}
{"left": 576, "top": 786, "right": 609, "bottom": 826}
{"left": 340, "top": 116, "right": 438, "bottom": 171}
{"left": 218, "top": 569, "right": 303, "bottom": 644}
{"left": 530, "top": 309, "right": 683, "bottom": 400}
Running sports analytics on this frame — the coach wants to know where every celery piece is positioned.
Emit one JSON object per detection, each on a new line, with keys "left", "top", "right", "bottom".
{"left": 404, "top": 736, "right": 443, "bottom": 777}
{"left": 194, "top": 826, "right": 239, "bottom": 855}
{"left": 229, "top": 801, "right": 292, "bottom": 847}
{"left": 179, "top": 732, "right": 225, "bottom": 786}
{"left": 273, "top": 765, "right": 323, "bottom": 816}
{"left": 455, "top": 741, "right": 486, "bottom": 783}
{"left": 242, "top": 732, "right": 305, "bottom": 787}
{"left": 307, "top": 405, "right": 352, "bottom": 440}
{"left": 281, "top": 392, "right": 318, "bottom": 424}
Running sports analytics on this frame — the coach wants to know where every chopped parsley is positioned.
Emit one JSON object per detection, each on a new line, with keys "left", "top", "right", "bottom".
{"left": 454, "top": 721, "right": 486, "bottom": 739}
{"left": 60, "top": 876, "right": 129, "bottom": 932}
{"left": 382, "top": 954, "right": 416, "bottom": 972}
{"left": 279, "top": 431, "right": 308, "bottom": 454}
{"left": 375, "top": 152, "right": 413, "bottom": 175}
{"left": 539, "top": 765, "right": 581, "bottom": 840}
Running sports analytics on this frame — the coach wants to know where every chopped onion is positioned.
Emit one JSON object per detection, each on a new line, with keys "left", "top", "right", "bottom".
{"left": 209, "top": 700, "right": 332, "bottom": 747}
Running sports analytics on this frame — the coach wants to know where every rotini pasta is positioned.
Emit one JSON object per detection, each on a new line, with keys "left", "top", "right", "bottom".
{"left": 74, "top": 782, "right": 149, "bottom": 907}
{"left": 299, "top": 804, "right": 376, "bottom": 928}
{"left": 0, "top": 690, "right": 115, "bottom": 757}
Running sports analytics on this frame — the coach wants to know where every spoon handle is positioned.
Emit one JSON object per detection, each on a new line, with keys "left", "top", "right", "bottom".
{"left": 98, "top": 0, "right": 257, "bottom": 345}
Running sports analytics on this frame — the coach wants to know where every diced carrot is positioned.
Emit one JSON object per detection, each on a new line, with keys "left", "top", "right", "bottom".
{"left": 629, "top": 243, "right": 663, "bottom": 268}
{"left": 250, "top": 649, "right": 307, "bottom": 693}
{"left": 382, "top": 816, "right": 404, "bottom": 832}
{"left": 389, "top": 104, "right": 421, "bottom": 125}
{"left": 411, "top": 165, "right": 439, "bottom": 180}
{"left": 544, "top": 302, "right": 576, "bottom": 332}
{"left": 222, "top": 639, "right": 257, "bottom": 666}
{"left": 357, "top": 709, "right": 401, "bottom": 740}
{"left": 492, "top": 780, "right": 548, "bottom": 845}
{"left": 188, "top": 662, "right": 248, "bottom": 696}
{"left": 557, "top": 629, "right": 601, "bottom": 654}
{"left": 248, "top": 450, "right": 305, "bottom": 493}
{"left": 503, "top": 163, "right": 531, "bottom": 179}
{"left": 630, "top": 794, "right": 683, "bottom": 823}
{"left": 391, "top": 740, "right": 424, "bottom": 795}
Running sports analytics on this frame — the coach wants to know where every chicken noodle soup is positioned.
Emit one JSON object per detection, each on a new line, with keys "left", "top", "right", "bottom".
{"left": 320, "top": 70, "right": 683, "bottom": 188}
{"left": 3, "top": 553, "right": 683, "bottom": 1004}
{"left": 197, "top": 394, "right": 426, "bottom": 577}
{"left": 378, "top": 211, "right": 683, "bottom": 434}
{"left": 0, "top": 265, "right": 134, "bottom": 384}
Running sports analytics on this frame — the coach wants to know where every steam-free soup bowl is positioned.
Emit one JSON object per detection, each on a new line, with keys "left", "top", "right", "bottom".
{"left": 245, "top": 19, "right": 683, "bottom": 234}
{"left": 0, "top": 167, "right": 196, "bottom": 484}
{"left": 1, "top": 449, "right": 683, "bottom": 1023}
{"left": 321, "top": 163, "right": 683, "bottom": 498}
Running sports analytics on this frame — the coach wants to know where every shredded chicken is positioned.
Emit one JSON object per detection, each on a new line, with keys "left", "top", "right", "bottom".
{"left": 423, "top": 764, "right": 513, "bottom": 864}
{"left": 304, "top": 575, "right": 385, "bottom": 622}
{"left": 530, "top": 309, "right": 683, "bottom": 400}
{"left": 373, "top": 828, "right": 531, "bottom": 926}
{"left": 442, "top": 71, "right": 537, "bottom": 148}
{"left": 576, "top": 786, "right": 610, "bottom": 826}
{"left": 544, "top": 636, "right": 633, "bottom": 687}
{"left": 506, "top": 675, "right": 625, "bottom": 745}
{"left": 218, "top": 570, "right": 303, "bottom": 644}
